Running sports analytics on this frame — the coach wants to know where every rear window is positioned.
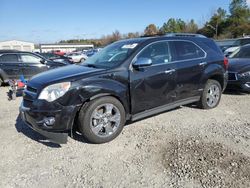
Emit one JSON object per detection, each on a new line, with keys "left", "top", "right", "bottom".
{"left": 0, "top": 54, "right": 18, "bottom": 63}
{"left": 172, "top": 41, "right": 205, "bottom": 61}
{"left": 203, "top": 40, "right": 223, "bottom": 54}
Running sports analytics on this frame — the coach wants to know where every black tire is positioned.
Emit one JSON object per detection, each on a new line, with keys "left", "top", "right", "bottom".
{"left": 78, "top": 96, "right": 126, "bottom": 144}
{"left": 198, "top": 79, "right": 222, "bottom": 109}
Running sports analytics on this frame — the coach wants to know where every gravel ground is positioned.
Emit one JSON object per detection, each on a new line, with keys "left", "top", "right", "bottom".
{"left": 0, "top": 86, "right": 250, "bottom": 188}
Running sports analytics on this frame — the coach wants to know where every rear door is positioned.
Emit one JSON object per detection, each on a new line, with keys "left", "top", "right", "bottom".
{"left": 0, "top": 53, "right": 23, "bottom": 80}
{"left": 20, "top": 53, "right": 48, "bottom": 79}
{"left": 170, "top": 40, "right": 206, "bottom": 100}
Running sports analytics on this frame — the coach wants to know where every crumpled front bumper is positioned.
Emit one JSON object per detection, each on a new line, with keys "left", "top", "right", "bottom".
{"left": 19, "top": 101, "right": 80, "bottom": 144}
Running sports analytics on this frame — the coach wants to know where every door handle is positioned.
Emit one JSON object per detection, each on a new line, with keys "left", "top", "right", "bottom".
{"left": 199, "top": 62, "right": 207, "bottom": 66}
{"left": 164, "top": 69, "right": 176, "bottom": 74}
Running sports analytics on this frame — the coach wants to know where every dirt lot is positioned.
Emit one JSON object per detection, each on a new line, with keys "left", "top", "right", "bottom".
{"left": 0, "top": 86, "right": 250, "bottom": 188}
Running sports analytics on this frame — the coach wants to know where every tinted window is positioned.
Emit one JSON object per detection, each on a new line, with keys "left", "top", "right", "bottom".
{"left": 21, "top": 54, "right": 42, "bottom": 63}
{"left": 137, "top": 41, "right": 172, "bottom": 65}
{"left": 0, "top": 54, "right": 18, "bottom": 63}
{"left": 173, "top": 41, "right": 205, "bottom": 61}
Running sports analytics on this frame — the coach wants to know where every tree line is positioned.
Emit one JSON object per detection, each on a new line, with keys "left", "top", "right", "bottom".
{"left": 60, "top": 0, "right": 250, "bottom": 47}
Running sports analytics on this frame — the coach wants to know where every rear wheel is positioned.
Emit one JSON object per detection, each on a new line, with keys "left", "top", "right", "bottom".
{"left": 78, "top": 96, "right": 126, "bottom": 144}
{"left": 198, "top": 79, "right": 222, "bottom": 109}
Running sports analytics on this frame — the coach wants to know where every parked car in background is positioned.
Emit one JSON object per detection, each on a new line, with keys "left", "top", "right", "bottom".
{"left": 227, "top": 44, "right": 250, "bottom": 92}
{"left": 216, "top": 39, "right": 237, "bottom": 52}
{"left": 20, "top": 34, "right": 228, "bottom": 144}
{"left": 0, "top": 50, "right": 68, "bottom": 86}
{"left": 66, "top": 52, "right": 88, "bottom": 63}
{"left": 39, "top": 53, "right": 73, "bottom": 65}
{"left": 53, "top": 50, "right": 65, "bottom": 56}
{"left": 219, "top": 38, "right": 250, "bottom": 57}
{"left": 85, "top": 48, "right": 102, "bottom": 57}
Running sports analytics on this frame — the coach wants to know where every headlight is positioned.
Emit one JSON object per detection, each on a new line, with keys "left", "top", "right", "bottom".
{"left": 238, "top": 71, "right": 250, "bottom": 78}
{"left": 38, "top": 82, "right": 71, "bottom": 102}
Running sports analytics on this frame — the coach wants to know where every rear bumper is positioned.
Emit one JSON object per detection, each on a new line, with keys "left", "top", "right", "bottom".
{"left": 19, "top": 101, "right": 80, "bottom": 144}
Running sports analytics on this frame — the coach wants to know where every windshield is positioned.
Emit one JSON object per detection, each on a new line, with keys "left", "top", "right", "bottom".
{"left": 229, "top": 46, "right": 250, "bottom": 58}
{"left": 81, "top": 40, "right": 139, "bottom": 68}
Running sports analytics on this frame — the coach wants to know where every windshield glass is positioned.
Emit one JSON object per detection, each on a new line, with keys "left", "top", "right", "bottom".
{"left": 81, "top": 40, "right": 139, "bottom": 68}
{"left": 229, "top": 46, "right": 250, "bottom": 58}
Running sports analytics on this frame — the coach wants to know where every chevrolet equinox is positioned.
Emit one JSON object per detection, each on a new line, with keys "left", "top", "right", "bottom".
{"left": 20, "top": 34, "right": 228, "bottom": 144}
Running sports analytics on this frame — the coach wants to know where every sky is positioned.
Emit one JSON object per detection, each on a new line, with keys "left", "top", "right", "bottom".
{"left": 0, "top": 0, "right": 249, "bottom": 43}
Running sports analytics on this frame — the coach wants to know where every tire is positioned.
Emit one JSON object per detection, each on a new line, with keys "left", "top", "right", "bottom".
{"left": 0, "top": 78, "right": 2, "bottom": 87}
{"left": 78, "top": 96, "right": 126, "bottom": 144}
{"left": 198, "top": 79, "right": 222, "bottom": 109}
{"left": 79, "top": 58, "right": 85, "bottom": 63}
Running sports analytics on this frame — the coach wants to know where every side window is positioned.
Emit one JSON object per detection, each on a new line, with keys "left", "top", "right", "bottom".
{"left": 173, "top": 41, "right": 205, "bottom": 61}
{"left": 21, "top": 54, "right": 42, "bottom": 63}
{"left": 137, "top": 41, "right": 172, "bottom": 65}
{"left": 0, "top": 54, "right": 19, "bottom": 63}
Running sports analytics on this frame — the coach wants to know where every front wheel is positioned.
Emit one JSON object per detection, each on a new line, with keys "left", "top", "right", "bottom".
{"left": 198, "top": 79, "right": 222, "bottom": 109}
{"left": 78, "top": 96, "right": 126, "bottom": 144}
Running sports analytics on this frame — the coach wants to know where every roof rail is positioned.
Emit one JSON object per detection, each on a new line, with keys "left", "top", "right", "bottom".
{"left": 165, "top": 33, "right": 207, "bottom": 38}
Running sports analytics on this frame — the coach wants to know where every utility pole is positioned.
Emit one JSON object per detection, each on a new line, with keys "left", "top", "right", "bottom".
{"left": 207, "top": 23, "right": 218, "bottom": 39}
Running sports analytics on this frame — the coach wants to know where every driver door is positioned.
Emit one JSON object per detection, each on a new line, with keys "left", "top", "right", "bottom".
{"left": 130, "top": 41, "right": 177, "bottom": 114}
{"left": 20, "top": 53, "right": 48, "bottom": 79}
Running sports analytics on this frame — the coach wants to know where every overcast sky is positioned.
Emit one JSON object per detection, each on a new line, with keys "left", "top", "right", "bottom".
{"left": 0, "top": 0, "right": 249, "bottom": 43}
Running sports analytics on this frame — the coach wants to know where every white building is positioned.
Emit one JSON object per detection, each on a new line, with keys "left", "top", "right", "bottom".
{"left": 39, "top": 43, "right": 94, "bottom": 53}
{"left": 0, "top": 40, "right": 35, "bottom": 52}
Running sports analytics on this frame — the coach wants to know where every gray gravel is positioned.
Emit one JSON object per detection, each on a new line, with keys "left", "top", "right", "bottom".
{"left": 0, "top": 86, "right": 250, "bottom": 188}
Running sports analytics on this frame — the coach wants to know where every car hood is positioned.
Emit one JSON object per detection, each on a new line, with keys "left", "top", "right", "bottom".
{"left": 228, "top": 58, "right": 250, "bottom": 72}
{"left": 28, "top": 64, "right": 104, "bottom": 89}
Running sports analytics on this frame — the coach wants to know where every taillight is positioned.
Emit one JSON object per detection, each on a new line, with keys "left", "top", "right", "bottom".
{"left": 224, "top": 57, "right": 229, "bottom": 70}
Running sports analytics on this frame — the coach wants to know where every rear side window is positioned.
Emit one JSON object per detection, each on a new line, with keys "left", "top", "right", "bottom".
{"left": 172, "top": 41, "right": 205, "bottom": 61}
{"left": 0, "top": 54, "right": 18, "bottom": 63}
{"left": 20, "top": 54, "right": 42, "bottom": 63}
{"left": 137, "top": 41, "right": 172, "bottom": 65}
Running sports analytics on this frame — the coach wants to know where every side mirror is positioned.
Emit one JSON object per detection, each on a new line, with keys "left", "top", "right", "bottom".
{"left": 133, "top": 58, "right": 152, "bottom": 69}
{"left": 40, "top": 59, "right": 46, "bottom": 64}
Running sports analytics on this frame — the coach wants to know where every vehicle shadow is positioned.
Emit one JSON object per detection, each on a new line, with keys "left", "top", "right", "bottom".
{"left": 70, "top": 131, "right": 90, "bottom": 144}
{"left": 125, "top": 106, "right": 182, "bottom": 125}
{"left": 15, "top": 114, "right": 61, "bottom": 148}
{"left": 223, "top": 89, "right": 250, "bottom": 96}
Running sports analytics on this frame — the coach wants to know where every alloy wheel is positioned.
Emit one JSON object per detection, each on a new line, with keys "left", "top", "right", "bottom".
{"left": 90, "top": 103, "right": 121, "bottom": 137}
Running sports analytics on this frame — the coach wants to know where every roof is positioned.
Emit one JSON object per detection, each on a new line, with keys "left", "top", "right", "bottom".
{"left": 0, "top": 50, "right": 20, "bottom": 53}
{"left": 0, "top": 40, "right": 34, "bottom": 45}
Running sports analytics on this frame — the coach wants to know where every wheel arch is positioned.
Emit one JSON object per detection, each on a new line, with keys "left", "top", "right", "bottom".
{"left": 202, "top": 63, "right": 226, "bottom": 90}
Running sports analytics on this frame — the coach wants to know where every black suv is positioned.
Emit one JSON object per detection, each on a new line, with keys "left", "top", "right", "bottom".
{"left": 0, "top": 50, "right": 69, "bottom": 86}
{"left": 20, "top": 34, "right": 228, "bottom": 144}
